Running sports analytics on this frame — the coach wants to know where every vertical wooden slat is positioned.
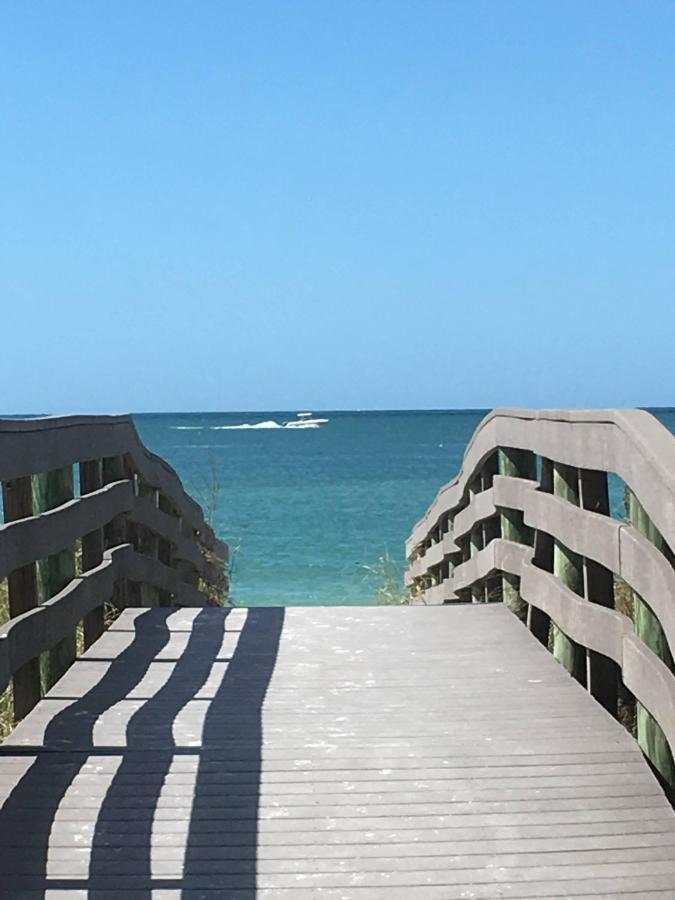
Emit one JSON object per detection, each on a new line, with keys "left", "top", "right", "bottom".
{"left": 628, "top": 490, "right": 675, "bottom": 789}
{"left": 122, "top": 472, "right": 143, "bottom": 608}
{"left": 529, "top": 457, "right": 553, "bottom": 645}
{"left": 483, "top": 515, "right": 501, "bottom": 604}
{"left": 481, "top": 451, "right": 499, "bottom": 490}
{"left": 102, "top": 455, "right": 128, "bottom": 547}
{"left": 469, "top": 522, "right": 484, "bottom": 603}
{"left": 156, "top": 493, "right": 177, "bottom": 606}
{"left": 551, "top": 462, "right": 586, "bottom": 684}
{"left": 1, "top": 477, "right": 41, "bottom": 719}
{"left": 469, "top": 473, "right": 484, "bottom": 603}
{"left": 33, "top": 466, "right": 77, "bottom": 692}
{"left": 138, "top": 483, "right": 160, "bottom": 608}
{"left": 579, "top": 469, "right": 618, "bottom": 715}
{"left": 177, "top": 515, "right": 212, "bottom": 605}
{"left": 79, "top": 459, "right": 105, "bottom": 648}
{"left": 498, "top": 448, "right": 536, "bottom": 622}
{"left": 102, "top": 455, "right": 129, "bottom": 608}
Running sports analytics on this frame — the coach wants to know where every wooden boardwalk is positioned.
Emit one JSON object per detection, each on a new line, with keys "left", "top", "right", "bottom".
{"left": 1, "top": 604, "right": 675, "bottom": 899}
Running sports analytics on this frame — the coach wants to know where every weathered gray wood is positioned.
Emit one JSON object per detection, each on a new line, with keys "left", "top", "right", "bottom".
{"left": 0, "top": 415, "right": 228, "bottom": 601}
{"left": 408, "top": 408, "right": 675, "bottom": 790}
{"left": 0, "top": 477, "right": 219, "bottom": 595}
{"left": 627, "top": 489, "right": 675, "bottom": 791}
{"left": 130, "top": 480, "right": 160, "bottom": 609}
{"left": 528, "top": 455, "right": 553, "bottom": 645}
{"left": 580, "top": 469, "right": 618, "bottom": 716}
{"left": 551, "top": 462, "right": 585, "bottom": 683}
{"left": 124, "top": 552, "right": 208, "bottom": 607}
{"left": 79, "top": 460, "right": 106, "bottom": 647}
{"left": 0, "top": 476, "right": 41, "bottom": 719}
{"left": 0, "top": 416, "right": 225, "bottom": 554}
{"left": 0, "top": 605, "right": 673, "bottom": 895}
{"left": 0, "top": 548, "right": 211, "bottom": 694}
{"left": 32, "top": 466, "right": 77, "bottom": 691}
{"left": 0, "top": 479, "right": 132, "bottom": 584}
{"left": 407, "top": 408, "right": 675, "bottom": 556}
{"left": 498, "top": 447, "right": 535, "bottom": 621}
{"left": 0, "top": 548, "right": 124, "bottom": 694}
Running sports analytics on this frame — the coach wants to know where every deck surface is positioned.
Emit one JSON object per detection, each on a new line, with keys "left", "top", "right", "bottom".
{"left": 1, "top": 604, "right": 675, "bottom": 898}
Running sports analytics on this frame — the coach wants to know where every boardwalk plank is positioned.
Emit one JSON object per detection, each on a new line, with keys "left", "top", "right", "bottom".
{"left": 1, "top": 604, "right": 674, "bottom": 896}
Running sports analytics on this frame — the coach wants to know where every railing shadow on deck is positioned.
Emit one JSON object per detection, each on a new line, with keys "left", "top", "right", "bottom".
{"left": 0, "top": 606, "right": 285, "bottom": 897}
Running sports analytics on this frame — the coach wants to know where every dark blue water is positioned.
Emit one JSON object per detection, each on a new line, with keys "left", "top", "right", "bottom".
{"left": 133, "top": 409, "right": 675, "bottom": 606}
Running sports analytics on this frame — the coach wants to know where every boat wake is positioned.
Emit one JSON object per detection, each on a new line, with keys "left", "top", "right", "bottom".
{"left": 213, "top": 418, "right": 327, "bottom": 431}
{"left": 172, "top": 414, "right": 328, "bottom": 431}
{"left": 212, "top": 420, "right": 283, "bottom": 430}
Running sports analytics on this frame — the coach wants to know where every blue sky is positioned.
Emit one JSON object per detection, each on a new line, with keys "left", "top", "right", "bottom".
{"left": 2, "top": 1, "right": 674, "bottom": 413}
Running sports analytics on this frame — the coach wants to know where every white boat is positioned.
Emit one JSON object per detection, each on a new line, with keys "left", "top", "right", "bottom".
{"left": 283, "top": 413, "right": 329, "bottom": 428}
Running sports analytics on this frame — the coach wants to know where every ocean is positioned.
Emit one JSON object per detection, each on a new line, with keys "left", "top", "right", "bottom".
{"left": 133, "top": 409, "right": 675, "bottom": 607}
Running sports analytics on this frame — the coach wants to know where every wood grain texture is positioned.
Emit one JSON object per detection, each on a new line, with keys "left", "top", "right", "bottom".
{"left": 33, "top": 466, "right": 78, "bottom": 691}
{"left": 407, "top": 408, "right": 675, "bottom": 555}
{"left": 0, "top": 473, "right": 222, "bottom": 588}
{"left": 407, "top": 408, "right": 675, "bottom": 789}
{"left": 0, "top": 604, "right": 673, "bottom": 896}
{"left": 0, "top": 548, "right": 211, "bottom": 694}
{"left": 0, "top": 476, "right": 41, "bottom": 718}
{"left": 0, "top": 480, "right": 133, "bottom": 583}
{"left": 79, "top": 460, "right": 106, "bottom": 647}
{"left": 0, "top": 415, "right": 226, "bottom": 558}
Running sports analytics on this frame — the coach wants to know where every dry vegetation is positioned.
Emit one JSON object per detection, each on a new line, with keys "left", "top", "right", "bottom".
{"left": 0, "top": 579, "right": 13, "bottom": 740}
{"left": 190, "top": 451, "right": 232, "bottom": 607}
{"left": 614, "top": 576, "right": 637, "bottom": 737}
{"left": 614, "top": 576, "right": 634, "bottom": 620}
{"left": 361, "top": 552, "right": 411, "bottom": 605}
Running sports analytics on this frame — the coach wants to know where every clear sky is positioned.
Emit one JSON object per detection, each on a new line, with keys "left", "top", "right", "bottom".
{"left": 2, "top": 1, "right": 674, "bottom": 413}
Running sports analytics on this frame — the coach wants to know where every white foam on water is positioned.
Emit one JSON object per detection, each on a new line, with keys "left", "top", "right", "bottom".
{"left": 170, "top": 425, "right": 205, "bottom": 430}
{"left": 211, "top": 418, "right": 327, "bottom": 430}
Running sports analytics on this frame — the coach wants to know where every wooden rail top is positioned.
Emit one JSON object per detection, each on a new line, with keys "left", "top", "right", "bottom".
{"left": 406, "top": 408, "right": 675, "bottom": 795}
{"left": 0, "top": 414, "right": 228, "bottom": 723}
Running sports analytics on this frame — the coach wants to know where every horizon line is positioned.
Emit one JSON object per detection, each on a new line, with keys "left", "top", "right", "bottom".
{"left": 3, "top": 405, "right": 675, "bottom": 419}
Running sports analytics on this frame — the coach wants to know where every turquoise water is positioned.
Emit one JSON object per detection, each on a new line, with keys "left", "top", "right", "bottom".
{"left": 134, "top": 409, "right": 675, "bottom": 606}
{"left": 134, "top": 410, "right": 486, "bottom": 605}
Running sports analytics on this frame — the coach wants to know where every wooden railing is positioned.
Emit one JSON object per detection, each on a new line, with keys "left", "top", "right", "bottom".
{"left": 0, "top": 414, "right": 228, "bottom": 722}
{"left": 406, "top": 408, "right": 675, "bottom": 793}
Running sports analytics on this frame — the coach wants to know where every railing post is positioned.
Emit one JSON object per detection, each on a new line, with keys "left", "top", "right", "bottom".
{"left": 579, "top": 469, "right": 618, "bottom": 714}
{"left": 627, "top": 490, "right": 675, "bottom": 788}
{"left": 1, "top": 477, "right": 41, "bottom": 719}
{"left": 469, "top": 522, "right": 484, "bottom": 603}
{"left": 551, "top": 462, "right": 586, "bottom": 684}
{"left": 173, "top": 517, "right": 202, "bottom": 604}
{"left": 498, "top": 448, "right": 536, "bottom": 621}
{"left": 143, "top": 485, "right": 161, "bottom": 607}
{"left": 102, "top": 455, "right": 129, "bottom": 607}
{"left": 79, "top": 459, "right": 105, "bottom": 647}
{"left": 529, "top": 458, "right": 553, "bottom": 644}
{"left": 33, "top": 466, "right": 77, "bottom": 691}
